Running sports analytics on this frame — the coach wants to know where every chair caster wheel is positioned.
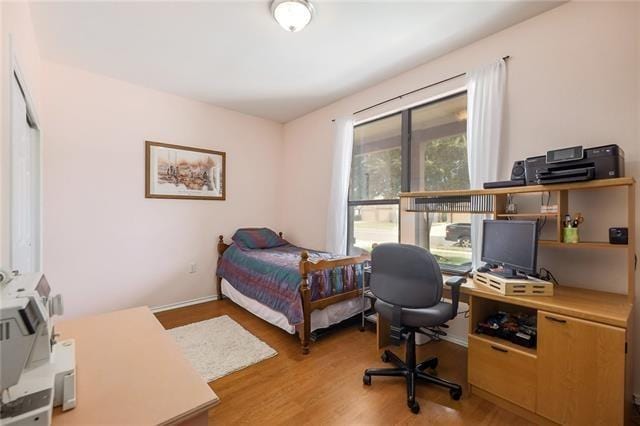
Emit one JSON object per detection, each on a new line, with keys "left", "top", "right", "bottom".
{"left": 359, "top": 326, "right": 365, "bottom": 332}
{"left": 363, "top": 374, "right": 371, "bottom": 386}
{"left": 381, "top": 351, "right": 390, "bottom": 363}
{"left": 408, "top": 400, "right": 420, "bottom": 414}
{"left": 450, "top": 387, "right": 462, "bottom": 401}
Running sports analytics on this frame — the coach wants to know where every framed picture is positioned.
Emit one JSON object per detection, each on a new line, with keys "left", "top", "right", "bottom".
{"left": 145, "top": 141, "right": 226, "bottom": 200}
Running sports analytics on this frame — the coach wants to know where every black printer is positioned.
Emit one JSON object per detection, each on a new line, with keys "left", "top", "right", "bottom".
{"left": 524, "top": 144, "right": 624, "bottom": 185}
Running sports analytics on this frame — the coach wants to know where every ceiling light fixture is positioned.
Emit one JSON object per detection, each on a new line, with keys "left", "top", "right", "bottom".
{"left": 271, "top": 0, "right": 314, "bottom": 33}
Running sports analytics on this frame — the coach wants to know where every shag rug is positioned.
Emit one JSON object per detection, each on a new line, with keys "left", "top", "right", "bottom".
{"left": 168, "top": 315, "right": 277, "bottom": 382}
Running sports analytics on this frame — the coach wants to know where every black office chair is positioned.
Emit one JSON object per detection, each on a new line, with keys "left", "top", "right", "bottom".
{"left": 363, "top": 243, "right": 466, "bottom": 414}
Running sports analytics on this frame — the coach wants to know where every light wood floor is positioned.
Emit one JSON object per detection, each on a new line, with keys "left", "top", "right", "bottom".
{"left": 155, "top": 300, "right": 532, "bottom": 425}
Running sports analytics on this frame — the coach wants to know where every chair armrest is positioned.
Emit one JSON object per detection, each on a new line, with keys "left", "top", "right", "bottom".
{"left": 445, "top": 276, "right": 467, "bottom": 319}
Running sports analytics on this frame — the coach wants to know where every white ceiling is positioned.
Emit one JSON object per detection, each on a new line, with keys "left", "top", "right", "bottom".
{"left": 31, "top": 1, "right": 561, "bottom": 123}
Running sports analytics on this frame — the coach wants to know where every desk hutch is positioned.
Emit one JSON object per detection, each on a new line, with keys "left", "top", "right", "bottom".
{"left": 391, "top": 177, "right": 636, "bottom": 425}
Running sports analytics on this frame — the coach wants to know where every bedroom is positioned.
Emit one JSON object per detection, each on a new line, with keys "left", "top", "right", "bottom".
{"left": 1, "top": 1, "right": 639, "bottom": 425}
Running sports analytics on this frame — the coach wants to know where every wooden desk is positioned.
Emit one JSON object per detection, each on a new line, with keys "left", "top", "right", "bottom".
{"left": 375, "top": 278, "right": 633, "bottom": 425}
{"left": 52, "top": 307, "right": 219, "bottom": 425}
{"left": 460, "top": 278, "right": 631, "bottom": 326}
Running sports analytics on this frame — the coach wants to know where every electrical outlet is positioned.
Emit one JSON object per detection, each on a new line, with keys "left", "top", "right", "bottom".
{"left": 633, "top": 393, "right": 640, "bottom": 406}
{"left": 189, "top": 262, "right": 197, "bottom": 274}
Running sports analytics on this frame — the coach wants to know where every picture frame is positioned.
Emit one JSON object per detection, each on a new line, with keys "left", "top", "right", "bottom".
{"left": 145, "top": 141, "right": 226, "bottom": 200}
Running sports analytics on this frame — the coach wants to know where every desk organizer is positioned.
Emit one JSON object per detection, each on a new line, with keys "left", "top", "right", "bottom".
{"left": 563, "top": 227, "right": 579, "bottom": 243}
{"left": 475, "top": 272, "right": 554, "bottom": 296}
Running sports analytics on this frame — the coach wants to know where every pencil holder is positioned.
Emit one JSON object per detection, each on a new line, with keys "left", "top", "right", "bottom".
{"left": 563, "top": 227, "right": 579, "bottom": 244}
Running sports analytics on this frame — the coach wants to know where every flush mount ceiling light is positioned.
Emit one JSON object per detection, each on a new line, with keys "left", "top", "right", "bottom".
{"left": 271, "top": 0, "right": 314, "bottom": 33}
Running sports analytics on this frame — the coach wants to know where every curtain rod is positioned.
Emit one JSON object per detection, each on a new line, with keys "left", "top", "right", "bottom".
{"left": 331, "top": 55, "right": 510, "bottom": 122}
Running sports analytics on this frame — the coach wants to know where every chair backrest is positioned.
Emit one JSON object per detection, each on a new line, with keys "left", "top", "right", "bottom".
{"left": 370, "top": 243, "right": 443, "bottom": 309}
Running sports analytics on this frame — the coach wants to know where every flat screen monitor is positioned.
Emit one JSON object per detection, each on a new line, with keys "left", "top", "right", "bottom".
{"left": 481, "top": 220, "right": 538, "bottom": 278}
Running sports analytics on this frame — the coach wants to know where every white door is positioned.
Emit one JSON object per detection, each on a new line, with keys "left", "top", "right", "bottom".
{"left": 10, "top": 74, "right": 40, "bottom": 273}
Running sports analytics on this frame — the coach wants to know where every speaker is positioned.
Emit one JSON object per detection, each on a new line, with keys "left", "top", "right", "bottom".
{"left": 609, "top": 227, "right": 628, "bottom": 245}
{"left": 510, "top": 160, "right": 526, "bottom": 181}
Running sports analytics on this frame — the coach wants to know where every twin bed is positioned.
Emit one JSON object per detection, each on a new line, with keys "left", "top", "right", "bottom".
{"left": 216, "top": 228, "right": 369, "bottom": 354}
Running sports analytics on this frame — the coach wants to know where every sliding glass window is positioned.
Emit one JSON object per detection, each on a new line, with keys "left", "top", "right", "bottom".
{"left": 346, "top": 92, "right": 471, "bottom": 271}
{"left": 347, "top": 113, "right": 402, "bottom": 255}
{"left": 409, "top": 93, "right": 471, "bottom": 272}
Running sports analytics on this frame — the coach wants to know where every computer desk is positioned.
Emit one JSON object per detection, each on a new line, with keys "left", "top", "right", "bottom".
{"left": 375, "top": 275, "right": 632, "bottom": 425}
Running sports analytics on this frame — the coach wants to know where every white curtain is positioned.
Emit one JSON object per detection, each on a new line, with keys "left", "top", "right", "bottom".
{"left": 466, "top": 59, "right": 506, "bottom": 269}
{"left": 326, "top": 117, "right": 355, "bottom": 255}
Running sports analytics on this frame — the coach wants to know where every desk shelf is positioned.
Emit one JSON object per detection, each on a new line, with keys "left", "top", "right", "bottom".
{"left": 539, "top": 240, "right": 627, "bottom": 250}
{"left": 470, "top": 333, "right": 537, "bottom": 357}
{"left": 400, "top": 177, "right": 634, "bottom": 197}
{"left": 495, "top": 213, "right": 558, "bottom": 218}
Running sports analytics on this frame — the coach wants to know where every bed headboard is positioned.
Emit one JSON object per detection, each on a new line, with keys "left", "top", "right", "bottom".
{"left": 217, "top": 235, "right": 230, "bottom": 256}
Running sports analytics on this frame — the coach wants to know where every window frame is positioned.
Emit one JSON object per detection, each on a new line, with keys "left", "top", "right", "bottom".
{"left": 346, "top": 90, "right": 468, "bottom": 256}
{"left": 347, "top": 111, "right": 407, "bottom": 254}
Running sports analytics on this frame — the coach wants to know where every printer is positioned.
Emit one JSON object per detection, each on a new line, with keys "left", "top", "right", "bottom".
{"left": 524, "top": 144, "right": 624, "bottom": 185}
{"left": 0, "top": 271, "right": 76, "bottom": 426}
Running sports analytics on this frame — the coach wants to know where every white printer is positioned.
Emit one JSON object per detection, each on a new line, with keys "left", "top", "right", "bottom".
{"left": 0, "top": 271, "right": 76, "bottom": 426}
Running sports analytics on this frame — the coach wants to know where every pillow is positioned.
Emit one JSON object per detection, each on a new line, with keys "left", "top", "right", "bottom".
{"left": 232, "top": 228, "right": 288, "bottom": 250}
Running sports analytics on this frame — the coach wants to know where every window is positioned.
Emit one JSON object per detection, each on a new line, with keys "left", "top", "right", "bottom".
{"left": 409, "top": 93, "right": 471, "bottom": 271}
{"left": 348, "top": 114, "right": 401, "bottom": 254}
{"left": 347, "top": 92, "right": 471, "bottom": 271}
{"left": 409, "top": 94, "right": 469, "bottom": 192}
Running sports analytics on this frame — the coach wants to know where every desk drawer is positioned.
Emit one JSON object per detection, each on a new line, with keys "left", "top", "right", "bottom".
{"left": 468, "top": 334, "right": 537, "bottom": 411}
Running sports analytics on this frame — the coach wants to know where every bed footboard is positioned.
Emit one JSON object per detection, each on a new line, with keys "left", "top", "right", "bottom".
{"left": 298, "top": 251, "right": 370, "bottom": 355}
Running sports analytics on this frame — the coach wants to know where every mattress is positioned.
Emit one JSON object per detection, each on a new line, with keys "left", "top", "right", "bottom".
{"left": 221, "top": 279, "right": 369, "bottom": 334}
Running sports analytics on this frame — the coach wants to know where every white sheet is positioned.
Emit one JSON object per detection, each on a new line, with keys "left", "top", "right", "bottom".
{"left": 221, "top": 279, "right": 369, "bottom": 335}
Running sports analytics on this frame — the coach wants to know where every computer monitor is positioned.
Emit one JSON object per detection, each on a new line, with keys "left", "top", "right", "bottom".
{"left": 481, "top": 220, "right": 538, "bottom": 278}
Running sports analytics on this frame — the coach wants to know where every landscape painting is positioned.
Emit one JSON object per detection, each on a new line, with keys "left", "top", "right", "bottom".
{"left": 145, "top": 141, "right": 226, "bottom": 200}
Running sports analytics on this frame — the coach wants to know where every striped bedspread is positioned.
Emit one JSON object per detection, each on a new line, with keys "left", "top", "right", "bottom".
{"left": 217, "top": 244, "right": 365, "bottom": 326}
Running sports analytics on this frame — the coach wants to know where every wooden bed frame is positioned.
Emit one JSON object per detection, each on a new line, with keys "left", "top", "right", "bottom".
{"left": 216, "top": 233, "right": 369, "bottom": 354}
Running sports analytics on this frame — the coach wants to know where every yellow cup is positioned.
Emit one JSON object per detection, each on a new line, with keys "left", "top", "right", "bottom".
{"left": 563, "top": 227, "right": 579, "bottom": 244}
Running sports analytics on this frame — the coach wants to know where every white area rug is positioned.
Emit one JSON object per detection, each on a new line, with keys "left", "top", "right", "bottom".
{"left": 168, "top": 315, "right": 277, "bottom": 382}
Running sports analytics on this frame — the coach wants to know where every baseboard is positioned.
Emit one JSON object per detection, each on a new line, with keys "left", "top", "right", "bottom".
{"left": 441, "top": 334, "right": 468, "bottom": 348}
{"left": 150, "top": 295, "right": 219, "bottom": 313}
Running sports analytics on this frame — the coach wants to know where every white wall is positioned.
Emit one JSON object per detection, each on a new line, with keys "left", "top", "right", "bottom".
{"left": 1, "top": 2, "right": 43, "bottom": 268}
{"left": 281, "top": 1, "right": 640, "bottom": 389}
{"left": 1, "top": 3, "right": 285, "bottom": 320}
{"left": 282, "top": 1, "right": 639, "bottom": 248}
{"left": 42, "top": 62, "right": 283, "bottom": 318}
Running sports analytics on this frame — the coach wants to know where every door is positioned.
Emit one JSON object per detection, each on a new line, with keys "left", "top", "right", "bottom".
{"left": 10, "top": 74, "right": 40, "bottom": 273}
{"left": 537, "top": 310, "right": 625, "bottom": 425}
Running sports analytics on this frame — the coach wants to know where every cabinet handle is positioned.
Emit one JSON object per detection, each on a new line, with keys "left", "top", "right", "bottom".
{"left": 490, "top": 345, "right": 508, "bottom": 353}
{"left": 545, "top": 315, "right": 567, "bottom": 324}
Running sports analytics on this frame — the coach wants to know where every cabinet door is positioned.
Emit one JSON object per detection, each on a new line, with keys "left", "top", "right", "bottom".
{"left": 468, "top": 335, "right": 537, "bottom": 411}
{"left": 537, "top": 311, "right": 625, "bottom": 425}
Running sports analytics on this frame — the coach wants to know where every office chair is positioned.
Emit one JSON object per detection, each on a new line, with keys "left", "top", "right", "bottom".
{"left": 363, "top": 243, "right": 465, "bottom": 414}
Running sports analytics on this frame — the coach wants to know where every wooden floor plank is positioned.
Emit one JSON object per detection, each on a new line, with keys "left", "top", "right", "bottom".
{"left": 155, "top": 300, "right": 532, "bottom": 425}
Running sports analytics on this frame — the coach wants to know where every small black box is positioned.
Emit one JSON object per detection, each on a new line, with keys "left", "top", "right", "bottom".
{"left": 609, "top": 227, "right": 628, "bottom": 245}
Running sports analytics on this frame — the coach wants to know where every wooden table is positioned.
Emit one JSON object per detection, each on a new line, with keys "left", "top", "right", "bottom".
{"left": 52, "top": 307, "right": 219, "bottom": 425}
